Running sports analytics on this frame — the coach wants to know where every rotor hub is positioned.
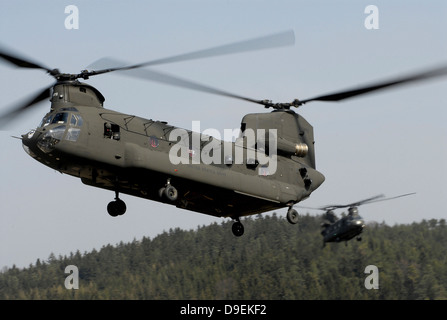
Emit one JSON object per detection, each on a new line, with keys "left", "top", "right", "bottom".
{"left": 262, "top": 98, "right": 303, "bottom": 110}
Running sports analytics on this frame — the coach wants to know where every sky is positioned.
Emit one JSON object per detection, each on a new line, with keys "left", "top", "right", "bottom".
{"left": 0, "top": 0, "right": 446, "bottom": 269}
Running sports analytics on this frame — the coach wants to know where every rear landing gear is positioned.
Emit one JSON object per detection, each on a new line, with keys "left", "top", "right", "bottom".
{"left": 107, "top": 191, "right": 126, "bottom": 217}
{"left": 158, "top": 178, "right": 178, "bottom": 202}
{"left": 232, "top": 218, "right": 244, "bottom": 237}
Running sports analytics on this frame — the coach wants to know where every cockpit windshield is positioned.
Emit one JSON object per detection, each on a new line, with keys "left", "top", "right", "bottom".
{"left": 38, "top": 112, "right": 68, "bottom": 127}
{"left": 39, "top": 108, "right": 82, "bottom": 128}
{"left": 52, "top": 112, "right": 69, "bottom": 124}
{"left": 37, "top": 111, "right": 84, "bottom": 143}
{"left": 347, "top": 214, "right": 363, "bottom": 221}
{"left": 39, "top": 111, "right": 83, "bottom": 128}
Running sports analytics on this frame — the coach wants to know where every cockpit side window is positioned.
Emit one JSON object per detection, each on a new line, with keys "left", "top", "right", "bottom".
{"left": 65, "top": 114, "right": 84, "bottom": 142}
{"left": 77, "top": 115, "right": 83, "bottom": 127}
{"left": 39, "top": 114, "right": 53, "bottom": 127}
{"left": 69, "top": 114, "right": 84, "bottom": 127}
{"left": 70, "top": 114, "right": 77, "bottom": 126}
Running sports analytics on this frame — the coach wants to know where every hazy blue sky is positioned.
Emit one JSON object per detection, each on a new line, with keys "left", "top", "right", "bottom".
{"left": 1, "top": 0, "right": 446, "bottom": 268}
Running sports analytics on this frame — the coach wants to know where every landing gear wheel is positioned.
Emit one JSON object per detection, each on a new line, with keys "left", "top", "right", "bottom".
{"left": 159, "top": 178, "right": 178, "bottom": 202}
{"left": 356, "top": 236, "right": 362, "bottom": 241}
{"left": 232, "top": 221, "right": 244, "bottom": 237}
{"left": 164, "top": 185, "right": 178, "bottom": 201}
{"left": 107, "top": 199, "right": 126, "bottom": 217}
{"left": 286, "top": 208, "right": 299, "bottom": 224}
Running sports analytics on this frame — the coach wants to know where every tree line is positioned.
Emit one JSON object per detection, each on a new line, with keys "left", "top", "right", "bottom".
{"left": 1, "top": 214, "right": 446, "bottom": 299}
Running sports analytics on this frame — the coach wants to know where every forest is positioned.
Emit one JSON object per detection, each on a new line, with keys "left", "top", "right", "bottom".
{"left": 1, "top": 213, "right": 446, "bottom": 300}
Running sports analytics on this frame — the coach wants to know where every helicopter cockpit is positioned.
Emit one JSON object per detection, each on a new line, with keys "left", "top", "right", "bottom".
{"left": 346, "top": 207, "right": 364, "bottom": 225}
{"left": 34, "top": 108, "right": 85, "bottom": 153}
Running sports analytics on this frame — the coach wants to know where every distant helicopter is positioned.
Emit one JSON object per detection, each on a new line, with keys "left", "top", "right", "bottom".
{"left": 299, "top": 193, "right": 416, "bottom": 246}
{"left": 0, "top": 29, "right": 445, "bottom": 236}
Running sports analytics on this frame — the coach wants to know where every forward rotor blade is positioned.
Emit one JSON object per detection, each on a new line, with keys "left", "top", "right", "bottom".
{"left": 0, "top": 85, "right": 52, "bottom": 128}
{"left": 300, "top": 64, "right": 447, "bottom": 104}
{"left": 87, "top": 30, "right": 295, "bottom": 76}
{"left": 0, "top": 45, "right": 52, "bottom": 72}
{"left": 95, "top": 57, "right": 266, "bottom": 106}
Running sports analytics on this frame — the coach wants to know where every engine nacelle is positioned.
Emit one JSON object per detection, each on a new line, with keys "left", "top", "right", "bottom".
{"left": 239, "top": 110, "right": 314, "bottom": 165}
{"left": 277, "top": 138, "right": 308, "bottom": 157}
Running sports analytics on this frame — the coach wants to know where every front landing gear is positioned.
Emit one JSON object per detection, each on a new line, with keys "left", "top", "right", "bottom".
{"left": 107, "top": 191, "right": 126, "bottom": 217}
{"left": 232, "top": 218, "right": 244, "bottom": 237}
{"left": 286, "top": 207, "right": 299, "bottom": 224}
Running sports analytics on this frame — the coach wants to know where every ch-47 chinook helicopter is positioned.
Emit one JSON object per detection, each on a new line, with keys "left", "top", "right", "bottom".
{"left": 299, "top": 193, "right": 416, "bottom": 246}
{"left": 1, "top": 30, "right": 446, "bottom": 237}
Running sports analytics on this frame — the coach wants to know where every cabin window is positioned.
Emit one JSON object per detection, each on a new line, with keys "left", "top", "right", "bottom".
{"left": 104, "top": 122, "right": 120, "bottom": 141}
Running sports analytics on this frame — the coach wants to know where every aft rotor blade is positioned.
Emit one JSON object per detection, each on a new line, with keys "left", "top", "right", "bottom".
{"left": 362, "top": 192, "right": 416, "bottom": 205}
{"left": 0, "top": 45, "right": 52, "bottom": 72}
{"left": 297, "top": 195, "right": 384, "bottom": 211}
{"left": 95, "top": 57, "right": 266, "bottom": 106}
{"left": 0, "top": 85, "right": 52, "bottom": 128}
{"left": 87, "top": 30, "right": 295, "bottom": 76}
{"left": 321, "top": 193, "right": 416, "bottom": 210}
{"left": 300, "top": 64, "right": 447, "bottom": 104}
{"left": 341, "top": 194, "right": 385, "bottom": 208}
{"left": 319, "top": 195, "right": 385, "bottom": 210}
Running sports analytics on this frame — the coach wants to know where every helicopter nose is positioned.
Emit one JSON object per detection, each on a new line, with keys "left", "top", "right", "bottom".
{"left": 351, "top": 218, "right": 365, "bottom": 230}
{"left": 22, "top": 137, "right": 34, "bottom": 158}
{"left": 21, "top": 129, "right": 40, "bottom": 158}
{"left": 21, "top": 130, "right": 34, "bottom": 148}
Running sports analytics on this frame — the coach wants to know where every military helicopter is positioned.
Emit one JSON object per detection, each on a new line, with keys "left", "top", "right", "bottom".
{"left": 0, "top": 30, "right": 446, "bottom": 237}
{"left": 299, "top": 193, "right": 416, "bottom": 246}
